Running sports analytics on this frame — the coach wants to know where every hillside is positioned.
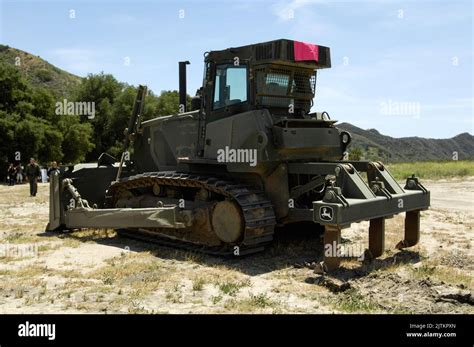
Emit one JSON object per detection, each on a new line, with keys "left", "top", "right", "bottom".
{"left": 338, "top": 122, "right": 474, "bottom": 162}
{"left": 0, "top": 44, "right": 81, "bottom": 97}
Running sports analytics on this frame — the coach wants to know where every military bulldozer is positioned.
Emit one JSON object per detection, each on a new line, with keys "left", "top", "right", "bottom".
{"left": 47, "top": 39, "right": 430, "bottom": 269}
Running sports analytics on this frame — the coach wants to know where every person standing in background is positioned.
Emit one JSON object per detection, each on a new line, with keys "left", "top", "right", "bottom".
{"left": 15, "top": 163, "right": 23, "bottom": 184}
{"left": 25, "top": 158, "right": 41, "bottom": 197}
{"left": 7, "top": 163, "right": 15, "bottom": 186}
{"left": 47, "top": 161, "right": 59, "bottom": 178}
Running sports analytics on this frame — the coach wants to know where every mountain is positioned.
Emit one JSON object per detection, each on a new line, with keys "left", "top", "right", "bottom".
{"left": 0, "top": 44, "right": 81, "bottom": 97}
{"left": 338, "top": 122, "right": 474, "bottom": 162}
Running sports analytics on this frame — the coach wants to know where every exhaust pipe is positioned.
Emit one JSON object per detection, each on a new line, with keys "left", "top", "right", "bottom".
{"left": 179, "top": 61, "right": 190, "bottom": 113}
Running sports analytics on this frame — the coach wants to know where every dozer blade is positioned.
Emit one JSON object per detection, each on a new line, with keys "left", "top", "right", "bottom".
{"left": 46, "top": 172, "right": 191, "bottom": 231}
{"left": 46, "top": 171, "right": 62, "bottom": 231}
{"left": 64, "top": 206, "right": 189, "bottom": 230}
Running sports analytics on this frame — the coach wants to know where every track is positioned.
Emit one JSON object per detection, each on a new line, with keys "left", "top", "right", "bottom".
{"left": 105, "top": 171, "right": 276, "bottom": 256}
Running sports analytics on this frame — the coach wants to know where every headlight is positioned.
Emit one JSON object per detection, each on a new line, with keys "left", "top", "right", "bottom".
{"left": 340, "top": 131, "right": 351, "bottom": 145}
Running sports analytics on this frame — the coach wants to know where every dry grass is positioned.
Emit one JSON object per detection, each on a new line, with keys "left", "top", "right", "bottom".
{"left": 386, "top": 160, "right": 474, "bottom": 180}
{"left": 223, "top": 293, "right": 281, "bottom": 313}
{"left": 410, "top": 262, "right": 473, "bottom": 289}
{"left": 0, "top": 181, "right": 472, "bottom": 314}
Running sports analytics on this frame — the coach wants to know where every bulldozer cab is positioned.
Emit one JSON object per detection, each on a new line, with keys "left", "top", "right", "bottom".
{"left": 198, "top": 39, "right": 331, "bottom": 121}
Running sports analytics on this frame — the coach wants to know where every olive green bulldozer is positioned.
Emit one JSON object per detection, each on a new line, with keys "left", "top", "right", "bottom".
{"left": 47, "top": 39, "right": 430, "bottom": 270}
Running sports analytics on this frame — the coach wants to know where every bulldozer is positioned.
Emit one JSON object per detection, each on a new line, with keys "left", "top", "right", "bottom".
{"left": 47, "top": 39, "right": 430, "bottom": 270}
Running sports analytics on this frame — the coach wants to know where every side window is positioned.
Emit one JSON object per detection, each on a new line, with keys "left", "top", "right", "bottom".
{"left": 213, "top": 64, "right": 247, "bottom": 110}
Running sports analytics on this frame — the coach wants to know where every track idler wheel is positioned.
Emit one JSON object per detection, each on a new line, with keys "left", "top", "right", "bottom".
{"left": 211, "top": 200, "right": 244, "bottom": 243}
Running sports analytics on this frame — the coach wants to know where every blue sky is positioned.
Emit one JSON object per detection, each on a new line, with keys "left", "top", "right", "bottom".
{"left": 1, "top": 0, "right": 472, "bottom": 138}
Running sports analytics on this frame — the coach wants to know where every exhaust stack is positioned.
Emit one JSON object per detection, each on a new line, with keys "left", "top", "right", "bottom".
{"left": 179, "top": 61, "right": 190, "bottom": 113}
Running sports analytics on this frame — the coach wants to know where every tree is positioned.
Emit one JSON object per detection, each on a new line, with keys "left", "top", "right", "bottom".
{"left": 31, "top": 87, "right": 57, "bottom": 123}
{"left": 0, "top": 64, "right": 30, "bottom": 113}
{"left": 0, "top": 62, "right": 95, "bottom": 168}
{"left": 71, "top": 73, "right": 122, "bottom": 161}
{"left": 149, "top": 90, "right": 191, "bottom": 119}
{"left": 72, "top": 72, "right": 121, "bottom": 105}
{"left": 13, "top": 118, "right": 44, "bottom": 161}
{"left": 0, "top": 112, "right": 16, "bottom": 164}
{"left": 349, "top": 147, "right": 363, "bottom": 161}
{"left": 38, "top": 127, "right": 63, "bottom": 163}
{"left": 59, "top": 116, "right": 94, "bottom": 164}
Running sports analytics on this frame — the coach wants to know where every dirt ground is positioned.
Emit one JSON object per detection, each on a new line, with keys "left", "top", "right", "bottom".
{"left": 0, "top": 178, "right": 472, "bottom": 314}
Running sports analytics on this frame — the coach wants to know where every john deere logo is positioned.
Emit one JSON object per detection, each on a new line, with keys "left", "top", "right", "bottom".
{"left": 320, "top": 206, "right": 334, "bottom": 221}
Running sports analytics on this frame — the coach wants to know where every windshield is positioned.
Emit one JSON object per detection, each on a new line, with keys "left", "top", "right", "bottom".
{"left": 213, "top": 64, "right": 247, "bottom": 110}
{"left": 255, "top": 66, "right": 316, "bottom": 112}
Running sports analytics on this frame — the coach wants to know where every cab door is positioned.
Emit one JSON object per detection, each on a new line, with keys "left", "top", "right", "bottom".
{"left": 208, "top": 63, "right": 250, "bottom": 122}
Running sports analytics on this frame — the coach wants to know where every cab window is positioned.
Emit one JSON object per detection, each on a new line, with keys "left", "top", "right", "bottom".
{"left": 213, "top": 64, "right": 247, "bottom": 110}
